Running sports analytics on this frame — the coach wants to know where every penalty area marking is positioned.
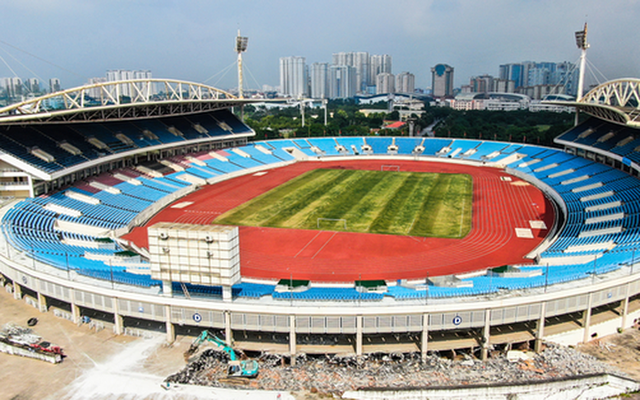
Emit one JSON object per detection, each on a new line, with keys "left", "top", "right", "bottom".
{"left": 171, "top": 201, "right": 193, "bottom": 209}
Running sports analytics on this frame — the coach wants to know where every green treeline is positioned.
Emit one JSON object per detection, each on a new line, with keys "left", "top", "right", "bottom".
{"left": 242, "top": 99, "right": 575, "bottom": 147}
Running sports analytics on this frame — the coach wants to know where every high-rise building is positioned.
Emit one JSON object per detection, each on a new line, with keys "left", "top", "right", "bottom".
{"left": 470, "top": 75, "right": 494, "bottom": 93}
{"left": 332, "top": 52, "right": 354, "bottom": 67}
{"left": 431, "top": 64, "right": 454, "bottom": 97}
{"left": 369, "top": 55, "right": 392, "bottom": 86}
{"left": 279, "top": 56, "right": 308, "bottom": 98}
{"left": 395, "top": 72, "right": 415, "bottom": 94}
{"left": 553, "top": 62, "right": 579, "bottom": 96}
{"left": 329, "top": 65, "right": 356, "bottom": 99}
{"left": 376, "top": 73, "right": 395, "bottom": 94}
{"left": 499, "top": 63, "right": 524, "bottom": 89}
{"left": 105, "top": 70, "right": 154, "bottom": 98}
{"left": 353, "top": 52, "right": 369, "bottom": 93}
{"left": 48, "top": 78, "right": 61, "bottom": 93}
{"left": 133, "top": 70, "right": 152, "bottom": 80}
{"left": 492, "top": 79, "right": 516, "bottom": 93}
{"left": 25, "top": 78, "right": 40, "bottom": 94}
{"left": 310, "top": 62, "right": 329, "bottom": 99}
{"left": 1, "top": 77, "right": 23, "bottom": 98}
{"left": 87, "top": 77, "right": 107, "bottom": 98}
{"left": 106, "top": 70, "right": 134, "bottom": 82}
{"left": 500, "top": 61, "right": 578, "bottom": 96}
{"left": 332, "top": 52, "right": 370, "bottom": 94}
{"left": 106, "top": 70, "right": 154, "bottom": 98}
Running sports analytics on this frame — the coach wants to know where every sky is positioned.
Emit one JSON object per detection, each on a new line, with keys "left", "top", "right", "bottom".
{"left": 0, "top": 0, "right": 639, "bottom": 92}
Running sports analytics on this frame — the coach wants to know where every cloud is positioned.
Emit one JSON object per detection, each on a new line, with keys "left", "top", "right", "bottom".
{"left": 0, "top": 0, "right": 637, "bottom": 90}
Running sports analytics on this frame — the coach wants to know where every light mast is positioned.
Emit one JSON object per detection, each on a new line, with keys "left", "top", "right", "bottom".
{"left": 235, "top": 30, "right": 248, "bottom": 99}
{"left": 574, "top": 23, "right": 589, "bottom": 125}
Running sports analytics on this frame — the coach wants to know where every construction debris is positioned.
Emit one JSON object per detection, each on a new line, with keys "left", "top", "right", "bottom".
{"left": 0, "top": 323, "right": 64, "bottom": 364}
{"left": 165, "top": 342, "right": 623, "bottom": 395}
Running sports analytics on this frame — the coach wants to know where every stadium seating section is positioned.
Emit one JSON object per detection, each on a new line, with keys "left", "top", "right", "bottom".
{"left": 0, "top": 109, "right": 251, "bottom": 173}
{"left": 3, "top": 117, "right": 640, "bottom": 301}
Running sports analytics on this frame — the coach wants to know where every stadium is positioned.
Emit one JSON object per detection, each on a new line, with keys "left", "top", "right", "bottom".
{"left": 0, "top": 77, "right": 639, "bottom": 363}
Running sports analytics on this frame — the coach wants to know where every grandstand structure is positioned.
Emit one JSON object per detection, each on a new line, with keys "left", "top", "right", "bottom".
{"left": 0, "top": 79, "right": 254, "bottom": 197}
{"left": 0, "top": 78, "right": 639, "bottom": 362}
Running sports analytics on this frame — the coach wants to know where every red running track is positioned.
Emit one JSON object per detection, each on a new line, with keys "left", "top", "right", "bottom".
{"left": 124, "top": 160, "right": 555, "bottom": 282}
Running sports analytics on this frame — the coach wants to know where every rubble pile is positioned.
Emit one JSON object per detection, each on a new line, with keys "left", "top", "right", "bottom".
{"left": 166, "top": 343, "right": 623, "bottom": 394}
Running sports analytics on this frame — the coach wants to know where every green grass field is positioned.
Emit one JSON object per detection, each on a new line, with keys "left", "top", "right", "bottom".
{"left": 214, "top": 169, "right": 473, "bottom": 238}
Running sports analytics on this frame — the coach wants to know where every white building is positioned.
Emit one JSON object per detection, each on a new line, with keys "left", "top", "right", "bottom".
{"left": 395, "top": 72, "right": 415, "bottom": 94}
{"left": 87, "top": 77, "right": 107, "bottom": 98}
{"left": 492, "top": 79, "right": 516, "bottom": 93}
{"left": 369, "top": 54, "right": 392, "bottom": 86}
{"left": 279, "top": 56, "right": 308, "bottom": 98}
{"left": 450, "top": 92, "right": 530, "bottom": 111}
{"left": 0, "top": 77, "right": 22, "bottom": 98}
{"left": 106, "top": 70, "right": 154, "bottom": 98}
{"left": 48, "top": 78, "right": 61, "bottom": 93}
{"left": 376, "top": 73, "right": 395, "bottom": 94}
{"left": 25, "top": 78, "right": 40, "bottom": 93}
{"left": 329, "top": 65, "right": 356, "bottom": 99}
{"left": 310, "top": 62, "right": 329, "bottom": 99}
{"left": 332, "top": 52, "right": 370, "bottom": 94}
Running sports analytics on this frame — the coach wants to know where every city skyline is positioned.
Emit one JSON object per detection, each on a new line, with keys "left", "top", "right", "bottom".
{"left": 0, "top": 0, "right": 639, "bottom": 93}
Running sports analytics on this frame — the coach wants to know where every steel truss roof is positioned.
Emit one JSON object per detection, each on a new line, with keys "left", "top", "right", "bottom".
{"left": 0, "top": 79, "right": 254, "bottom": 124}
{"left": 545, "top": 78, "right": 640, "bottom": 128}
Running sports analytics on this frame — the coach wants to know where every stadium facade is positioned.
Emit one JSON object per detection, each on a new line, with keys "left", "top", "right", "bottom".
{"left": 0, "top": 78, "right": 639, "bottom": 361}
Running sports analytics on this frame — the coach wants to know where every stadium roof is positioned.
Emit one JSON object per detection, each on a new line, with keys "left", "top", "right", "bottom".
{"left": 0, "top": 79, "right": 262, "bottom": 124}
{"left": 544, "top": 78, "right": 640, "bottom": 128}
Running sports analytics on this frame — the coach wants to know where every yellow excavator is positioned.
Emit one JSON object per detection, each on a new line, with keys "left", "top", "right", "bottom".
{"left": 184, "top": 330, "right": 259, "bottom": 379}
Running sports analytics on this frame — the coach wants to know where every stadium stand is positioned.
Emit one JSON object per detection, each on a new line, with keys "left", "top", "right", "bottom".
{"left": 0, "top": 109, "right": 252, "bottom": 174}
{"left": 4, "top": 124, "right": 640, "bottom": 300}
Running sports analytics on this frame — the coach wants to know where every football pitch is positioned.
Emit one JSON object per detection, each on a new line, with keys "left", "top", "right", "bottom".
{"left": 214, "top": 168, "right": 473, "bottom": 238}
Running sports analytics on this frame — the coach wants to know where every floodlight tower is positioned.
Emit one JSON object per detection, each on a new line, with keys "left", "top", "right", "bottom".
{"left": 574, "top": 23, "right": 589, "bottom": 125}
{"left": 235, "top": 30, "right": 249, "bottom": 99}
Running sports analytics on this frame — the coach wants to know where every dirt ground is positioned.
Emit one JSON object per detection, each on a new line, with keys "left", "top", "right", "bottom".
{"left": 0, "top": 287, "right": 189, "bottom": 400}
{"left": 0, "top": 284, "right": 639, "bottom": 400}
{"left": 576, "top": 325, "right": 640, "bottom": 398}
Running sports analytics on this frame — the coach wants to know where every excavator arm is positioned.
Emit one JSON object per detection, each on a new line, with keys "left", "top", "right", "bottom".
{"left": 183, "top": 330, "right": 259, "bottom": 378}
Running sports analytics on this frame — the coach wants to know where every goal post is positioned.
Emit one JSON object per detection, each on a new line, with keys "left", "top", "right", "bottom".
{"left": 381, "top": 165, "right": 400, "bottom": 172}
{"left": 317, "top": 218, "right": 347, "bottom": 231}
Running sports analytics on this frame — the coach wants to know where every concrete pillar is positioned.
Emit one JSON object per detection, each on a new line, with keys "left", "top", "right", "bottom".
{"left": 356, "top": 315, "right": 363, "bottom": 358}
{"left": 421, "top": 313, "right": 429, "bottom": 362}
{"left": 37, "top": 292, "right": 47, "bottom": 313}
{"left": 165, "top": 305, "right": 175, "bottom": 343}
{"left": 534, "top": 302, "right": 546, "bottom": 352}
{"left": 224, "top": 311, "right": 232, "bottom": 347}
{"left": 621, "top": 283, "right": 631, "bottom": 330}
{"left": 12, "top": 281, "right": 21, "bottom": 300}
{"left": 481, "top": 309, "right": 491, "bottom": 361}
{"left": 582, "top": 292, "right": 593, "bottom": 343}
{"left": 113, "top": 297, "right": 124, "bottom": 335}
{"left": 222, "top": 286, "right": 232, "bottom": 302}
{"left": 71, "top": 303, "right": 81, "bottom": 325}
{"left": 289, "top": 315, "right": 296, "bottom": 366}
{"left": 70, "top": 288, "right": 80, "bottom": 324}
{"left": 162, "top": 280, "right": 173, "bottom": 297}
